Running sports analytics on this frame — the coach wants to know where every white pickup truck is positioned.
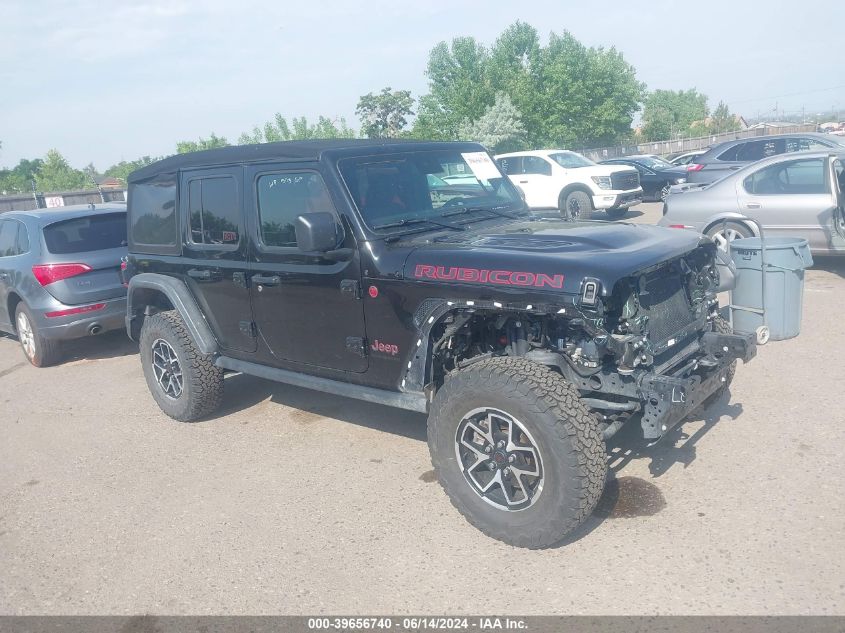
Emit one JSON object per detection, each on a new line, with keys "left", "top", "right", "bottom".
{"left": 494, "top": 150, "right": 643, "bottom": 219}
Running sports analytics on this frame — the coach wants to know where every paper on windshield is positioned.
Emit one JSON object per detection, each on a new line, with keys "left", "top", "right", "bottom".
{"left": 461, "top": 152, "right": 502, "bottom": 181}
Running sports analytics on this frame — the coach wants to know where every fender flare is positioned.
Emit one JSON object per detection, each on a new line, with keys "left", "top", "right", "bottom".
{"left": 558, "top": 183, "right": 595, "bottom": 209}
{"left": 126, "top": 273, "right": 218, "bottom": 355}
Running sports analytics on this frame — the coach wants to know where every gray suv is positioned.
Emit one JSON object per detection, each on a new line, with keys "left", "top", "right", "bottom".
{"left": 0, "top": 204, "right": 128, "bottom": 366}
{"left": 686, "top": 132, "right": 845, "bottom": 184}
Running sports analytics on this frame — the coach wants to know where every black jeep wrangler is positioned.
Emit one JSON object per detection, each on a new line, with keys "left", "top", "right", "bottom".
{"left": 124, "top": 140, "right": 755, "bottom": 548}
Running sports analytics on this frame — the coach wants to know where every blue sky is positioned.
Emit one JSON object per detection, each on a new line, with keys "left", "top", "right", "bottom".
{"left": 2, "top": 0, "right": 843, "bottom": 169}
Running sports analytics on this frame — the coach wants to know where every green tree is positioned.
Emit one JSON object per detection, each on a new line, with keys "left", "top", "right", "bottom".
{"left": 356, "top": 87, "right": 415, "bottom": 138}
{"left": 412, "top": 22, "right": 644, "bottom": 148}
{"left": 413, "top": 37, "right": 495, "bottom": 140}
{"left": 0, "top": 158, "right": 43, "bottom": 194}
{"left": 35, "top": 149, "right": 87, "bottom": 192}
{"left": 709, "top": 100, "right": 742, "bottom": 134}
{"left": 641, "top": 89, "right": 708, "bottom": 141}
{"left": 105, "top": 156, "right": 158, "bottom": 184}
{"left": 238, "top": 114, "right": 355, "bottom": 144}
{"left": 176, "top": 133, "right": 230, "bottom": 154}
{"left": 458, "top": 93, "right": 527, "bottom": 152}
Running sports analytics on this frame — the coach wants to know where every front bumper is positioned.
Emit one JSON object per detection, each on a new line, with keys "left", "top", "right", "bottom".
{"left": 639, "top": 331, "right": 756, "bottom": 440}
{"left": 593, "top": 189, "right": 643, "bottom": 210}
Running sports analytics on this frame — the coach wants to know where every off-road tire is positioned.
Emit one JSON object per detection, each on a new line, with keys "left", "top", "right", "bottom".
{"left": 605, "top": 207, "right": 629, "bottom": 220}
{"left": 702, "top": 315, "right": 736, "bottom": 408}
{"left": 428, "top": 356, "right": 607, "bottom": 548}
{"left": 139, "top": 310, "right": 223, "bottom": 422}
{"left": 559, "top": 190, "right": 592, "bottom": 221}
{"left": 15, "top": 303, "right": 62, "bottom": 368}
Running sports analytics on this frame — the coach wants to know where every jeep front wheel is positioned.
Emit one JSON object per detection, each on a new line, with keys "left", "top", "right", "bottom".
{"left": 139, "top": 310, "right": 224, "bottom": 422}
{"left": 427, "top": 356, "right": 607, "bottom": 548}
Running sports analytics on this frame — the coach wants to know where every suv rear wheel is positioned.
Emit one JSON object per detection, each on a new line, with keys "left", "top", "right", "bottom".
{"left": 139, "top": 310, "right": 224, "bottom": 422}
{"left": 428, "top": 356, "right": 607, "bottom": 548}
{"left": 15, "top": 303, "right": 61, "bottom": 368}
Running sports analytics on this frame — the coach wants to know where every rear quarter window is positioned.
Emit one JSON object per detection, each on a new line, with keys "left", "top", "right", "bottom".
{"left": 128, "top": 174, "right": 179, "bottom": 254}
{"left": 44, "top": 213, "right": 127, "bottom": 254}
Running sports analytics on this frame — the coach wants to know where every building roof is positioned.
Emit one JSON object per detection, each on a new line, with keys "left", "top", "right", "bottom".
{"left": 128, "top": 139, "right": 483, "bottom": 183}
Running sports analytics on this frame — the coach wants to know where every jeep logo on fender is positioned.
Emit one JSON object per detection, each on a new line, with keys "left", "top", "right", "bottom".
{"left": 413, "top": 265, "right": 564, "bottom": 289}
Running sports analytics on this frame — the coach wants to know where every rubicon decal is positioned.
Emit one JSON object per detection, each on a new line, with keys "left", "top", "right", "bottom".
{"left": 413, "top": 265, "right": 564, "bottom": 289}
{"left": 371, "top": 339, "right": 399, "bottom": 356}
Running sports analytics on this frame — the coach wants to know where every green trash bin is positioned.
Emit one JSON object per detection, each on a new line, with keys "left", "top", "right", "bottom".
{"left": 728, "top": 236, "right": 813, "bottom": 342}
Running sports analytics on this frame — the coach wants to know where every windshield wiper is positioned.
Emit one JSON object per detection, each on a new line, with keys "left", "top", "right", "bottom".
{"left": 372, "top": 217, "right": 466, "bottom": 232}
{"left": 440, "top": 205, "right": 522, "bottom": 220}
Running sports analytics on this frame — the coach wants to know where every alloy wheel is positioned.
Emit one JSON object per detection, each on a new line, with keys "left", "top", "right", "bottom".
{"left": 151, "top": 339, "right": 184, "bottom": 399}
{"left": 17, "top": 311, "right": 35, "bottom": 360}
{"left": 454, "top": 407, "right": 544, "bottom": 511}
{"left": 710, "top": 227, "right": 745, "bottom": 253}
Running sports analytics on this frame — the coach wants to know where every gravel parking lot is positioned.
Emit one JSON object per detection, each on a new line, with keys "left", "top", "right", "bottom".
{"left": 1, "top": 202, "right": 843, "bottom": 615}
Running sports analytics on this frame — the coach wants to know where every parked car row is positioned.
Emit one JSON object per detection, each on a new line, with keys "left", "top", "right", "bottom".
{"left": 660, "top": 150, "right": 845, "bottom": 255}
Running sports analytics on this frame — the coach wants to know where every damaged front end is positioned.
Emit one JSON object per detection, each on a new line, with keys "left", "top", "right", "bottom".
{"left": 421, "top": 242, "right": 755, "bottom": 442}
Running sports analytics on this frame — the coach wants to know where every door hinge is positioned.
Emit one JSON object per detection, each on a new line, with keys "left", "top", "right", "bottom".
{"left": 346, "top": 336, "right": 367, "bottom": 357}
{"left": 233, "top": 272, "right": 248, "bottom": 289}
{"left": 340, "top": 279, "right": 361, "bottom": 300}
{"left": 239, "top": 320, "right": 258, "bottom": 338}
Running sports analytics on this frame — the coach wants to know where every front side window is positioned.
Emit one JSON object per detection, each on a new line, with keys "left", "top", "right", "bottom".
{"left": 0, "top": 220, "right": 17, "bottom": 257}
{"left": 188, "top": 176, "right": 240, "bottom": 246}
{"left": 338, "top": 150, "right": 523, "bottom": 233}
{"left": 743, "top": 158, "right": 827, "bottom": 195}
{"left": 786, "top": 137, "right": 831, "bottom": 153}
{"left": 44, "top": 213, "right": 127, "bottom": 254}
{"left": 257, "top": 171, "right": 334, "bottom": 248}
{"left": 521, "top": 156, "right": 552, "bottom": 176}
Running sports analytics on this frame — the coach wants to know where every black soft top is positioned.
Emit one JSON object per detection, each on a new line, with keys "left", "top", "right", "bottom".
{"left": 128, "top": 139, "right": 486, "bottom": 183}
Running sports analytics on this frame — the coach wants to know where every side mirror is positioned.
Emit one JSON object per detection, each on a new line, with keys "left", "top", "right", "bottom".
{"left": 295, "top": 212, "right": 339, "bottom": 253}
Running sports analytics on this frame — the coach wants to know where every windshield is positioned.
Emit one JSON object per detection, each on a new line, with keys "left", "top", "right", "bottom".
{"left": 549, "top": 151, "right": 595, "bottom": 169}
{"left": 338, "top": 150, "right": 524, "bottom": 233}
{"left": 637, "top": 156, "right": 674, "bottom": 170}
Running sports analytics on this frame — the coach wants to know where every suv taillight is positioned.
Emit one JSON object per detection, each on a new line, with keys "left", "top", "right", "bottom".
{"left": 31, "top": 263, "right": 92, "bottom": 286}
{"left": 687, "top": 163, "right": 704, "bottom": 172}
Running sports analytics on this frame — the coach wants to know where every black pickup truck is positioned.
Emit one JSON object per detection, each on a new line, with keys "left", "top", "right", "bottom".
{"left": 124, "top": 140, "right": 755, "bottom": 548}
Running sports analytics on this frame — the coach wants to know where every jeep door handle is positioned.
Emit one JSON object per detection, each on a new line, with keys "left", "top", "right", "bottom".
{"left": 187, "top": 268, "right": 220, "bottom": 282}
{"left": 252, "top": 274, "right": 281, "bottom": 286}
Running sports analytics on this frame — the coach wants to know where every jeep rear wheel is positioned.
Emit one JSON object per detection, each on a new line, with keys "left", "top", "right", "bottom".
{"left": 428, "top": 356, "right": 607, "bottom": 548}
{"left": 139, "top": 310, "right": 224, "bottom": 422}
{"left": 559, "top": 190, "right": 592, "bottom": 221}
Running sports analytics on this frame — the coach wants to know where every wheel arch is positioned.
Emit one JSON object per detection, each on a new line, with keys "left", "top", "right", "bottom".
{"left": 127, "top": 273, "right": 218, "bottom": 355}
{"left": 7, "top": 292, "right": 23, "bottom": 332}
{"left": 702, "top": 214, "right": 760, "bottom": 238}
{"left": 558, "top": 183, "right": 595, "bottom": 207}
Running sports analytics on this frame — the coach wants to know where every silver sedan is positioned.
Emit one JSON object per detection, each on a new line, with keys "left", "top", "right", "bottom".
{"left": 658, "top": 150, "right": 845, "bottom": 255}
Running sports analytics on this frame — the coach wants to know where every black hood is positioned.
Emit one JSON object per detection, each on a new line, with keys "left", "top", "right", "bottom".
{"left": 402, "top": 219, "right": 707, "bottom": 296}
